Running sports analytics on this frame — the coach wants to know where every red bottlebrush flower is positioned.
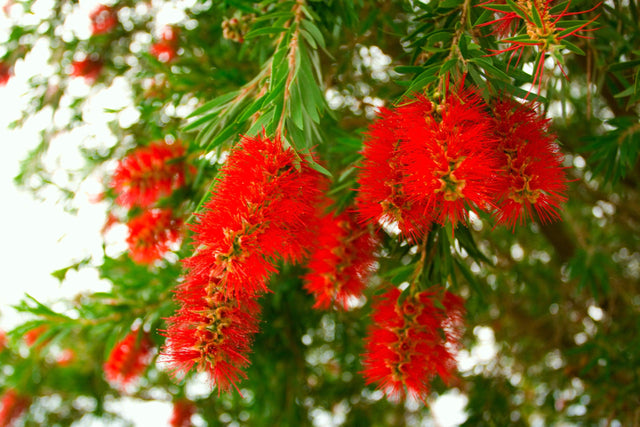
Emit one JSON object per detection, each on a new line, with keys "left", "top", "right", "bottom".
{"left": 185, "top": 134, "right": 326, "bottom": 299}
{"left": 70, "top": 57, "right": 103, "bottom": 81}
{"left": 401, "top": 91, "right": 499, "bottom": 227}
{"left": 304, "top": 209, "right": 378, "bottom": 310}
{"left": 169, "top": 399, "right": 197, "bottom": 427}
{"left": 161, "top": 282, "right": 262, "bottom": 395}
{"left": 491, "top": 98, "right": 567, "bottom": 228}
{"left": 480, "top": 1, "right": 601, "bottom": 91}
{"left": 356, "top": 106, "right": 432, "bottom": 240}
{"left": 0, "top": 389, "right": 30, "bottom": 427}
{"left": 90, "top": 5, "right": 117, "bottom": 35}
{"left": 111, "top": 140, "right": 190, "bottom": 208}
{"left": 126, "top": 208, "right": 182, "bottom": 265}
{"left": 361, "top": 287, "right": 465, "bottom": 402}
{"left": 162, "top": 134, "right": 326, "bottom": 393}
{"left": 104, "top": 327, "right": 154, "bottom": 390}
{"left": 357, "top": 90, "right": 499, "bottom": 235}
{"left": 0, "top": 330, "right": 6, "bottom": 351}
{"left": 150, "top": 27, "right": 179, "bottom": 63}
{"left": 0, "top": 62, "right": 12, "bottom": 86}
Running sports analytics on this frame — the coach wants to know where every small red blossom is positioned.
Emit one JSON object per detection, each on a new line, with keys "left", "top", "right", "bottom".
{"left": 356, "top": 106, "right": 432, "bottom": 239}
{"left": 401, "top": 91, "right": 500, "bottom": 227}
{"left": 491, "top": 98, "right": 567, "bottom": 228}
{"left": 104, "top": 327, "right": 154, "bottom": 390}
{"left": 161, "top": 282, "right": 262, "bottom": 395}
{"left": 169, "top": 399, "right": 197, "bottom": 427}
{"left": 480, "top": 0, "right": 601, "bottom": 91}
{"left": 0, "top": 389, "right": 30, "bottom": 427}
{"left": 56, "top": 348, "right": 75, "bottom": 366}
{"left": 111, "top": 140, "right": 190, "bottom": 208}
{"left": 0, "top": 62, "right": 12, "bottom": 86}
{"left": 0, "top": 330, "right": 6, "bottom": 351}
{"left": 126, "top": 208, "right": 182, "bottom": 264}
{"left": 185, "top": 134, "right": 327, "bottom": 299}
{"left": 361, "top": 287, "right": 465, "bottom": 403}
{"left": 70, "top": 57, "right": 103, "bottom": 81}
{"left": 90, "top": 5, "right": 117, "bottom": 35}
{"left": 304, "top": 209, "right": 378, "bottom": 310}
{"left": 24, "top": 325, "right": 47, "bottom": 348}
{"left": 150, "top": 27, "right": 179, "bottom": 63}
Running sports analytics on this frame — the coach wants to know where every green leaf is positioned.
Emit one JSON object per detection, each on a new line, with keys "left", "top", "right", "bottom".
{"left": 188, "top": 91, "right": 240, "bottom": 118}
{"left": 560, "top": 39, "right": 586, "bottom": 56}
{"left": 244, "top": 27, "right": 288, "bottom": 39}
{"left": 300, "top": 20, "right": 326, "bottom": 49}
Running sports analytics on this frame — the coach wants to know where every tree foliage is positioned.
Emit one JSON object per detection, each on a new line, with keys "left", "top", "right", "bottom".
{"left": 1, "top": 0, "right": 639, "bottom": 426}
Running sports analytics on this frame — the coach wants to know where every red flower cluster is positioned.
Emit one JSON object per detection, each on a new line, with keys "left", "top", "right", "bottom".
{"left": 103, "top": 327, "right": 154, "bottom": 390}
{"left": 357, "top": 90, "right": 568, "bottom": 233}
{"left": 0, "top": 62, "right": 11, "bottom": 86}
{"left": 150, "top": 27, "right": 179, "bottom": 63}
{"left": 111, "top": 141, "right": 189, "bottom": 209}
{"left": 162, "top": 134, "right": 326, "bottom": 393}
{"left": 304, "top": 210, "right": 378, "bottom": 310}
{"left": 170, "top": 399, "right": 197, "bottom": 427}
{"left": 0, "top": 330, "right": 6, "bottom": 351}
{"left": 361, "top": 288, "right": 465, "bottom": 402}
{"left": 491, "top": 98, "right": 567, "bottom": 227}
{"left": 70, "top": 57, "right": 103, "bottom": 81}
{"left": 0, "top": 389, "right": 30, "bottom": 427}
{"left": 356, "top": 90, "right": 499, "bottom": 238}
{"left": 126, "top": 208, "right": 183, "bottom": 264}
{"left": 90, "top": 5, "right": 118, "bottom": 35}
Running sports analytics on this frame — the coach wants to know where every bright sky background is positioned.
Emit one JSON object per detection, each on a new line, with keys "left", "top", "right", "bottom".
{"left": 0, "top": 1, "right": 492, "bottom": 425}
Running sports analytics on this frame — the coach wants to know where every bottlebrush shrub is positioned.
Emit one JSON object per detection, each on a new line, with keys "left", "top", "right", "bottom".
{"left": 356, "top": 89, "right": 500, "bottom": 238}
{"left": 491, "top": 97, "right": 567, "bottom": 227}
{"left": 0, "top": 389, "right": 31, "bottom": 427}
{"left": 110, "top": 140, "right": 191, "bottom": 209}
{"left": 304, "top": 209, "right": 378, "bottom": 310}
{"left": 161, "top": 134, "right": 327, "bottom": 393}
{"left": 103, "top": 327, "right": 154, "bottom": 390}
{"left": 126, "top": 208, "right": 183, "bottom": 265}
{"left": 361, "top": 287, "right": 465, "bottom": 402}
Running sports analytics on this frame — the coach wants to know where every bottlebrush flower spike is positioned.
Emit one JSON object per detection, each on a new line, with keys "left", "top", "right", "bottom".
{"left": 361, "top": 287, "right": 465, "bottom": 403}
{"left": 356, "top": 106, "right": 432, "bottom": 240}
{"left": 90, "top": 5, "right": 117, "bottom": 35}
{"left": 161, "top": 281, "right": 262, "bottom": 395}
{"left": 126, "top": 208, "right": 183, "bottom": 265}
{"left": 184, "top": 134, "right": 326, "bottom": 299}
{"left": 491, "top": 98, "right": 567, "bottom": 228}
{"left": 104, "top": 327, "right": 154, "bottom": 390}
{"left": 304, "top": 209, "right": 378, "bottom": 310}
{"left": 169, "top": 399, "right": 197, "bottom": 427}
{"left": 162, "top": 134, "right": 326, "bottom": 393}
{"left": 111, "top": 140, "right": 190, "bottom": 208}
{"left": 480, "top": 0, "right": 601, "bottom": 91}
{"left": 401, "top": 91, "right": 500, "bottom": 227}
{"left": 0, "top": 62, "right": 12, "bottom": 86}
{"left": 70, "top": 57, "right": 103, "bottom": 82}
{"left": 150, "top": 27, "right": 179, "bottom": 63}
{"left": 0, "top": 389, "right": 30, "bottom": 427}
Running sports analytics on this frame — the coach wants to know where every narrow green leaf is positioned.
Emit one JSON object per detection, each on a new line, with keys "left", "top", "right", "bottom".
{"left": 244, "top": 26, "right": 288, "bottom": 39}
{"left": 188, "top": 91, "right": 240, "bottom": 118}
{"left": 300, "top": 20, "right": 326, "bottom": 49}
